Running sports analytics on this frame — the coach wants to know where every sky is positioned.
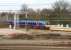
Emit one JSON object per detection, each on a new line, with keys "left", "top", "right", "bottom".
{"left": 0, "top": 0, "right": 70, "bottom": 10}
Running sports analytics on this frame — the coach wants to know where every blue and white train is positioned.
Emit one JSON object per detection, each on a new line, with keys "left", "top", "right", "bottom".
{"left": 7, "top": 20, "right": 48, "bottom": 29}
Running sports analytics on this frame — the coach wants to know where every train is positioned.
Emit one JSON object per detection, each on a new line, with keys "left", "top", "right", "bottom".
{"left": 7, "top": 20, "right": 49, "bottom": 30}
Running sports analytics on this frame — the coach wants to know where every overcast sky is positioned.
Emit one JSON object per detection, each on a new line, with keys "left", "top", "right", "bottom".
{"left": 0, "top": 0, "right": 70, "bottom": 10}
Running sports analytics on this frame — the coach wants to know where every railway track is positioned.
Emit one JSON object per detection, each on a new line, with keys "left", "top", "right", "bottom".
{"left": 0, "top": 40, "right": 71, "bottom": 50}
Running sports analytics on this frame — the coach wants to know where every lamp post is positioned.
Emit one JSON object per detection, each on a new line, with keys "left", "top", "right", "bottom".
{"left": 13, "top": 11, "right": 20, "bottom": 30}
{"left": 13, "top": 12, "right": 17, "bottom": 30}
{"left": 25, "top": 11, "right": 29, "bottom": 31}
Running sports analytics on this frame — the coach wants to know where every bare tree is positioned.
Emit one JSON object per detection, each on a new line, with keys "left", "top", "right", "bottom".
{"left": 27, "top": 8, "right": 36, "bottom": 20}
{"left": 40, "top": 9, "right": 52, "bottom": 20}
{"left": 20, "top": 4, "right": 28, "bottom": 20}
{"left": 50, "top": 0, "right": 70, "bottom": 25}
{"left": 21, "top": 4, "right": 28, "bottom": 12}
{"left": 53, "top": 0, "right": 69, "bottom": 16}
